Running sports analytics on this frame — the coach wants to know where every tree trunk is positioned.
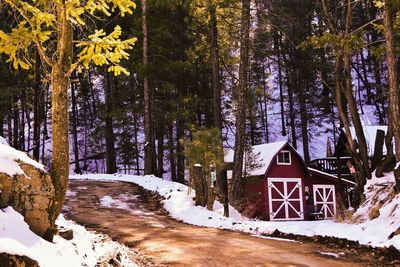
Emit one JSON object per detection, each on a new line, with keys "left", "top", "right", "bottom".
{"left": 7, "top": 112, "right": 12, "bottom": 145}
{"left": 342, "top": 0, "right": 371, "bottom": 182}
{"left": 287, "top": 76, "right": 297, "bottom": 149}
{"left": 157, "top": 124, "right": 164, "bottom": 178}
{"left": 298, "top": 79, "right": 310, "bottom": 164}
{"left": 49, "top": 3, "right": 73, "bottom": 233}
{"left": 193, "top": 165, "right": 207, "bottom": 206}
{"left": 210, "top": 4, "right": 221, "bottom": 133}
{"left": 142, "top": 0, "right": 156, "bottom": 175}
{"left": 133, "top": 114, "right": 140, "bottom": 175}
{"left": 13, "top": 93, "right": 19, "bottom": 149}
{"left": 168, "top": 123, "right": 177, "bottom": 182}
{"left": 26, "top": 107, "right": 31, "bottom": 152}
{"left": 41, "top": 85, "right": 49, "bottom": 164}
{"left": 209, "top": 2, "right": 228, "bottom": 216}
{"left": 276, "top": 33, "right": 287, "bottom": 136}
{"left": 232, "top": 0, "right": 250, "bottom": 205}
{"left": 262, "top": 69, "right": 269, "bottom": 143}
{"left": 343, "top": 52, "right": 371, "bottom": 180}
{"left": 176, "top": 119, "right": 185, "bottom": 184}
{"left": 70, "top": 74, "right": 81, "bottom": 174}
{"left": 376, "top": 124, "right": 395, "bottom": 177}
{"left": 104, "top": 71, "right": 117, "bottom": 174}
{"left": 0, "top": 112, "right": 3, "bottom": 137}
{"left": 333, "top": 55, "right": 361, "bottom": 204}
{"left": 383, "top": 0, "right": 400, "bottom": 191}
{"left": 371, "top": 129, "right": 385, "bottom": 172}
{"left": 20, "top": 90, "right": 26, "bottom": 151}
{"left": 282, "top": 52, "right": 297, "bottom": 148}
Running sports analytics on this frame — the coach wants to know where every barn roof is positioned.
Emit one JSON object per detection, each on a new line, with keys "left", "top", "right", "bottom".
{"left": 224, "top": 141, "right": 296, "bottom": 176}
{"left": 308, "top": 167, "right": 356, "bottom": 187}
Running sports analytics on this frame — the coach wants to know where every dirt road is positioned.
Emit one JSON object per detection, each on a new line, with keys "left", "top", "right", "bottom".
{"left": 63, "top": 180, "right": 372, "bottom": 266}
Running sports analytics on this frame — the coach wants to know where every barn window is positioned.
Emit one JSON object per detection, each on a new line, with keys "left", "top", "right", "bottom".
{"left": 277, "top": 150, "right": 291, "bottom": 165}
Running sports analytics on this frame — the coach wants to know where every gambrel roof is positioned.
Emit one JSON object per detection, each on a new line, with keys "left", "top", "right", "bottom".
{"left": 224, "top": 141, "right": 302, "bottom": 176}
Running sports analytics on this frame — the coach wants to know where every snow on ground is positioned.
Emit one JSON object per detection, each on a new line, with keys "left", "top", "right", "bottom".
{"left": 0, "top": 207, "right": 139, "bottom": 267}
{"left": 317, "top": 251, "right": 345, "bottom": 259}
{"left": 70, "top": 173, "right": 400, "bottom": 250}
{"left": 0, "top": 136, "right": 9, "bottom": 145}
{"left": 100, "top": 195, "right": 130, "bottom": 210}
{"left": 66, "top": 190, "right": 77, "bottom": 197}
{"left": 0, "top": 143, "right": 44, "bottom": 176}
{"left": 251, "top": 234, "right": 301, "bottom": 243}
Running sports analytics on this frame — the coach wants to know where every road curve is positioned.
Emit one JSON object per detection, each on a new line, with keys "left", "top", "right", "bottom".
{"left": 64, "top": 179, "right": 365, "bottom": 267}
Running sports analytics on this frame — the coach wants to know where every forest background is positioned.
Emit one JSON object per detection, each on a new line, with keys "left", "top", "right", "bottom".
{"left": 1, "top": 0, "right": 400, "bottom": 210}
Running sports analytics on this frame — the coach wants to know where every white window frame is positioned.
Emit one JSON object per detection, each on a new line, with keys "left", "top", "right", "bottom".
{"left": 276, "top": 150, "right": 292, "bottom": 165}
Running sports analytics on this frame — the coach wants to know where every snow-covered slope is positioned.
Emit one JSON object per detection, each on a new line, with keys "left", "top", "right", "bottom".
{"left": 353, "top": 172, "right": 400, "bottom": 243}
{"left": 0, "top": 208, "right": 139, "bottom": 266}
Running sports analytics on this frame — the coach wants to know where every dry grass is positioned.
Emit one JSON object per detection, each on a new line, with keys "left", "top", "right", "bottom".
{"left": 368, "top": 204, "right": 381, "bottom": 220}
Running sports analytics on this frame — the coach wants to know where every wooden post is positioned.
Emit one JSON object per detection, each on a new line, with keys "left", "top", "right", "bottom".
{"left": 207, "top": 164, "right": 216, "bottom": 211}
{"left": 371, "top": 129, "right": 385, "bottom": 172}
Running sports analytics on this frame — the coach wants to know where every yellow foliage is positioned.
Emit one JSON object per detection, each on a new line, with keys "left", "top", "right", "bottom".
{"left": 77, "top": 25, "right": 137, "bottom": 76}
{"left": 1, "top": 0, "right": 136, "bottom": 76}
{"left": 0, "top": 22, "right": 35, "bottom": 70}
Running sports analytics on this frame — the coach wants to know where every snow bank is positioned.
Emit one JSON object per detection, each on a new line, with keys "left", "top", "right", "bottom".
{"left": 70, "top": 173, "right": 400, "bottom": 250}
{"left": 0, "top": 207, "right": 138, "bottom": 267}
{"left": 0, "top": 136, "right": 8, "bottom": 146}
{"left": 0, "top": 143, "right": 44, "bottom": 176}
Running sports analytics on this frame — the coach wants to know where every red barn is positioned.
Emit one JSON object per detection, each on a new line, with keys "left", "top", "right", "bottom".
{"left": 225, "top": 141, "right": 355, "bottom": 221}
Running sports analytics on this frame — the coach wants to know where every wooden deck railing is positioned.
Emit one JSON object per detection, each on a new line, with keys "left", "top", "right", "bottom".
{"left": 308, "top": 157, "right": 352, "bottom": 178}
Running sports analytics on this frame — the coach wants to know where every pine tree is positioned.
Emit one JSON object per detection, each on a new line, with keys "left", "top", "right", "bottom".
{"left": 232, "top": 0, "right": 251, "bottom": 205}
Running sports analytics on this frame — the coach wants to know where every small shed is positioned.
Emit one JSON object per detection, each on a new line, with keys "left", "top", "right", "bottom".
{"left": 225, "top": 141, "right": 356, "bottom": 221}
{"left": 306, "top": 168, "right": 356, "bottom": 219}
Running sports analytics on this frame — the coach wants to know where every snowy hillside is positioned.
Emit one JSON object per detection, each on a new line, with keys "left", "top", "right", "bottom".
{"left": 353, "top": 172, "right": 400, "bottom": 242}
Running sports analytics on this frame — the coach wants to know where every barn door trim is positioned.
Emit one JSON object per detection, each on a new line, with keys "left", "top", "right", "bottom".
{"left": 313, "top": 184, "right": 336, "bottom": 219}
{"left": 267, "top": 177, "right": 304, "bottom": 221}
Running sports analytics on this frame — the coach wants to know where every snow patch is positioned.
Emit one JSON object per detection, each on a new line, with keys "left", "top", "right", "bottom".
{"left": 0, "top": 136, "right": 9, "bottom": 146}
{"left": 100, "top": 195, "right": 130, "bottom": 210}
{"left": 65, "top": 190, "right": 77, "bottom": 197}
{"left": 251, "top": 234, "right": 301, "bottom": 243}
{"left": 0, "top": 143, "right": 45, "bottom": 176}
{"left": 317, "top": 251, "right": 344, "bottom": 258}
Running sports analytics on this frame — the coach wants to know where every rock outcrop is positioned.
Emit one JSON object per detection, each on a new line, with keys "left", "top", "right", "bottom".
{"left": 0, "top": 253, "right": 39, "bottom": 267}
{"left": 0, "top": 143, "right": 56, "bottom": 241}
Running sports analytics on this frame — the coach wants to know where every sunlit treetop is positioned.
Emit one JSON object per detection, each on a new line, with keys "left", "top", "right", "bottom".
{"left": 0, "top": 0, "right": 137, "bottom": 76}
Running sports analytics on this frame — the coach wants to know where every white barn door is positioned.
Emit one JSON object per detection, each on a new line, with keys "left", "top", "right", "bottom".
{"left": 268, "top": 178, "right": 304, "bottom": 221}
{"left": 313, "top": 185, "right": 336, "bottom": 219}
